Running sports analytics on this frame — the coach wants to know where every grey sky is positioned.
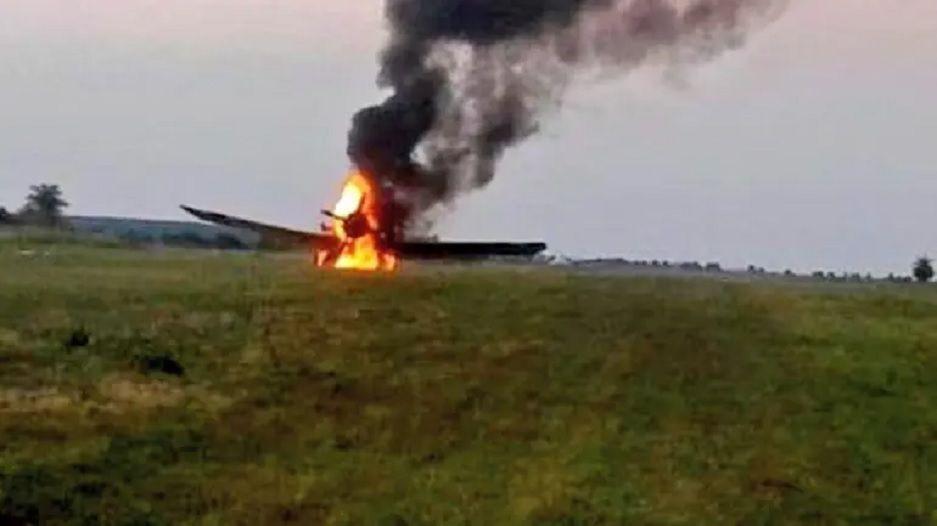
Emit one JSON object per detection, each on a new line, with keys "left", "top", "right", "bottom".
{"left": 2, "top": 1, "right": 935, "bottom": 274}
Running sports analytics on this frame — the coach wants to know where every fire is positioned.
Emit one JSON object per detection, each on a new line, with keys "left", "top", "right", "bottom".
{"left": 316, "top": 170, "right": 397, "bottom": 271}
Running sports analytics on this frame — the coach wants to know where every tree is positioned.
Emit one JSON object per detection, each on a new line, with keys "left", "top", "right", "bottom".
{"left": 913, "top": 256, "right": 934, "bottom": 283}
{"left": 0, "top": 206, "right": 12, "bottom": 224}
{"left": 19, "top": 184, "right": 69, "bottom": 227}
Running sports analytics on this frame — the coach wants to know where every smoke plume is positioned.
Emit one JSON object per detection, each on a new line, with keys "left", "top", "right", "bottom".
{"left": 348, "top": 0, "right": 787, "bottom": 232}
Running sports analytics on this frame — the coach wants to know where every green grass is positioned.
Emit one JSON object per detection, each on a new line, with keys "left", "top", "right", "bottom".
{"left": 1, "top": 240, "right": 935, "bottom": 525}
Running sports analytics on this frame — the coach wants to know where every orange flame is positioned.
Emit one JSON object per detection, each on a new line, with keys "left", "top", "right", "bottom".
{"left": 316, "top": 170, "right": 397, "bottom": 271}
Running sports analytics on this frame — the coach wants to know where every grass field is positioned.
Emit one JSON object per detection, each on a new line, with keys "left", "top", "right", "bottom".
{"left": 1, "top": 238, "right": 935, "bottom": 525}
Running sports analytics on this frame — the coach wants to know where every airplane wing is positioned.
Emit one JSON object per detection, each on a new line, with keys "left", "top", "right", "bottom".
{"left": 180, "top": 205, "right": 338, "bottom": 250}
{"left": 180, "top": 205, "right": 546, "bottom": 259}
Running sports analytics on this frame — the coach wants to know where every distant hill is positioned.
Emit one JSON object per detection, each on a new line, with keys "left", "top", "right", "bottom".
{"left": 68, "top": 216, "right": 260, "bottom": 248}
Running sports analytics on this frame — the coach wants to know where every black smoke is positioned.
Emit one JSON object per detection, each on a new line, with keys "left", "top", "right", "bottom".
{"left": 348, "top": 0, "right": 787, "bottom": 233}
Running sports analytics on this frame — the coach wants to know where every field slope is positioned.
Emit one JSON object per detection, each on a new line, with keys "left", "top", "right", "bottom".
{"left": 1, "top": 242, "right": 935, "bottom": 525}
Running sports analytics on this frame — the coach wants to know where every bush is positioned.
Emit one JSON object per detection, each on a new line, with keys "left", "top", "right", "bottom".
{"left": 214, "top": 233, "right": 248, "bottom": 250}
{"left": 0, "top": 206, "right": 13, "bottom": 224}
{"left": 161, "top": 232, "right": 210, "bottom": 248}
{"left": 120, "top": 229, "right": 155, "bottom": 246}
{"left": 913, "top": 256, "right": 934, "bottom": 283}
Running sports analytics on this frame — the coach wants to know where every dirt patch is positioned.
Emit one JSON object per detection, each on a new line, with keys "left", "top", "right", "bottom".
{"left": 0, "top": 387, "right": 75, "bottom": 414}
{"left": 98, "top": 375, "right": 186, "bottom": 410}
{"left": 0, "top": 377, "right": 184, "bottom": 415}
{"left": 0, "top": 328, "right": 20, "bottom": 347}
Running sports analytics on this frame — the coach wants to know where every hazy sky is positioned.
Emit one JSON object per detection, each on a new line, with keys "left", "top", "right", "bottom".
{"left": 2, "top": 1, "right": 935, "bottom": 274}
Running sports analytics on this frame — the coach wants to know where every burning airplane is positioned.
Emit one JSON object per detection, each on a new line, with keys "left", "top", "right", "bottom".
{"left": 181, "top": 168, "right": 547, "bottom": 270}
{"left": 316, "top": 169, "right": 399, "bottom": 271}
{"left": 189, "top": 0, "right": 784, "bottom": 271}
